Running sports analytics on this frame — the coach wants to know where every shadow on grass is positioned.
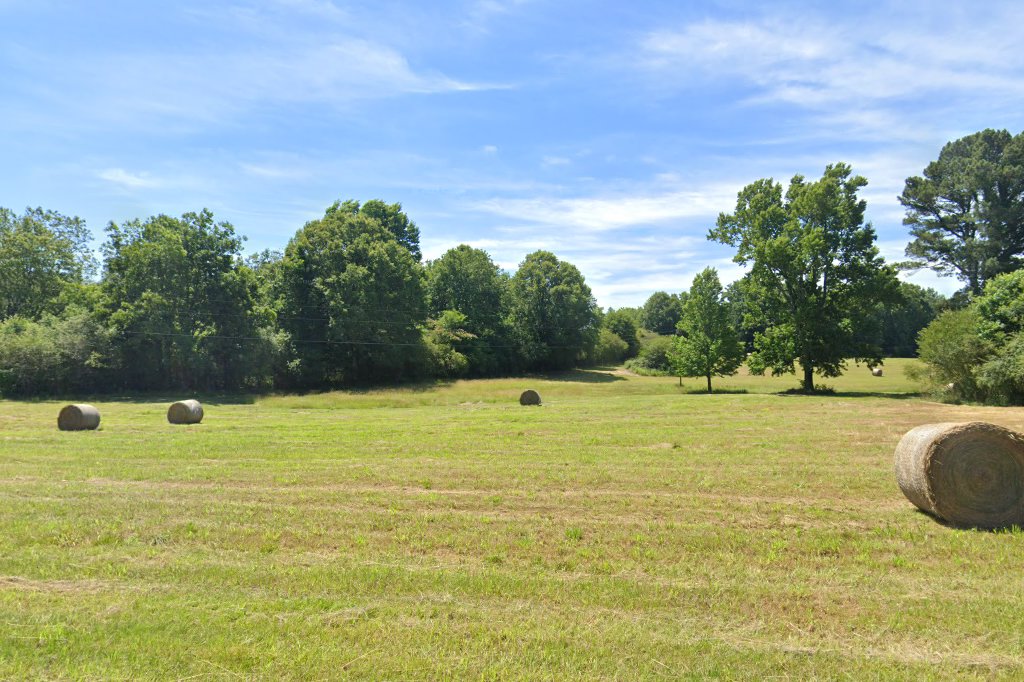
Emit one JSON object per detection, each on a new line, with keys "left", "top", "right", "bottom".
{"left": 913, "top": 508, "right": 1024, "bottom": 533}
{"left": 5, "top": 392, "right": 259, "bottom": 405}
{"left": 777, "top": 390, "right": 922, "bottom": 400}
{"left": 680, "top": 388, "right": 749, "bottom": 395}
{"left": 541, "top": 369, "right": 626, "bottom": 383}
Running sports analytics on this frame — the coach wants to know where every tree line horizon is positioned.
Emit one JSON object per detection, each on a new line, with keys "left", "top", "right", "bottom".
{"left": 2, "top": 128, "right": 1022, "bottom": 398}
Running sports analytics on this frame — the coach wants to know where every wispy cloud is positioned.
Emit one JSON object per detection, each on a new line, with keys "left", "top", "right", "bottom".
{"left": 639, "top": 11, "right": 1024, "bottom": 108}
{"left": 476, "top": 183, "right": 737, "bottom": 231}
{"left": 97, "top": 168, "right": 161, "bottom": 189}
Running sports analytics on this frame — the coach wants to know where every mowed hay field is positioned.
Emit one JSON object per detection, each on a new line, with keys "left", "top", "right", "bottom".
{"left": 3, "top": 359, "right": 1024, "bottom": 680}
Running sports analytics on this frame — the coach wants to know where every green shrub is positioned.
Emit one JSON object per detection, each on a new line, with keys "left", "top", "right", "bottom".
{"left": 914, "top": 308, "right": 992, "bottom": 401}
{"left": 625, "top": 335, "right": 675, "bottom": 375}
{"left": 586, "top": 328, "right": 629, "bottom": 366}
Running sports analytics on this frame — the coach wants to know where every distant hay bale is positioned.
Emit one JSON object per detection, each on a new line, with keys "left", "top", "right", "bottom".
{"left": 167, "top": 399, "right": 204, "bottom": 425}
{"left": 894, "top": 422, "right": 1024, "bottom": 528}
{"left": 58, "top": 404, "right": 100, "bottom": 431}
{"left": 519, "top": 389, "right": 541, "bottom": 406}
{"left": 871, "top": 367, "right": 883, "bottom": 377}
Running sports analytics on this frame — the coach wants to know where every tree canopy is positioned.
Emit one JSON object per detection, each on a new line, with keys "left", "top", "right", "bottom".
{"left": 641, "top": 291, "right": 683, "bottom": 335}
{"left": 0, "top": 207, "right": 94, "bottom": 320}
{"left": 102, "top": 210, "right": 270, "bottom": 390}
{"left": 900, "top": 128, "right": 1024, "bottom": 296}
{"left": 425, "top": 245, "right": 512, "bottom": 375}
{"left": 668, "top": 267, "right": 744, "bottom": 393}
{"left": 279, "top": 205, "right": 426, "bottom": 387}
{"left": 710, "top": 163, "right": 899, "bottom": 391}
{"left": 507, "top": 251, "right": 600, "bottom": 370}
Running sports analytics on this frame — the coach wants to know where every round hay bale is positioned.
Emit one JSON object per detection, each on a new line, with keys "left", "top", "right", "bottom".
{"left": 519, "top": 389, "right": 541, "bottom": 406}
{"left": 871, "top": 367, "right": 883, "bottom": 377}
{"left": 167, "top": 399, "right": 204, "bottom": 425}
{"left": 58, "top": 404, "right": 100, "bottom": 431}
{"left": 894, "top": 422, "right": 1024, "bottom": 528}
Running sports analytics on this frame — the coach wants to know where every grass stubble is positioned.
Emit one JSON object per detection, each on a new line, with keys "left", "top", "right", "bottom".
{"left": 2, "top": 359, "right": 1024, "bottom": 680}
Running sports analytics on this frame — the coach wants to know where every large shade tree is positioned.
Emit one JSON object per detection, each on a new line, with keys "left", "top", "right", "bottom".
{"left": 102, "top": 210, "right": 270, "bottom": 390}
{"left": 710, "top": 163, "right": 899, "bottom": 391}
{"left": 425, "top": 244, "right": 511, "bottom": 375}
{"left": 900, "top": 128, "right": 1024, "bottom": 296}
{"left": 641, "top": 291, "right": 683, "bottom": 335}
{"left": 279, "top": 203, "right": 426, "bottom": 387}
{"left": 508, "top": 251, "right": 600, "bottom": 370}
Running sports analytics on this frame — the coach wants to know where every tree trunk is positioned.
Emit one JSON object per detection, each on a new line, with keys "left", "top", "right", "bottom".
{"left": 802, "top": 363, "right": 814, "bottom": 392}
{"left": 678, "top": 375, "right": 682, "bottom": 386}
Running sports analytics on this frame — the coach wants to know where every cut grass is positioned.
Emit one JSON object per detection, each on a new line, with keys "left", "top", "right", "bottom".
{"left": 3, "top": 359, "right": 1024, "bottom": 679}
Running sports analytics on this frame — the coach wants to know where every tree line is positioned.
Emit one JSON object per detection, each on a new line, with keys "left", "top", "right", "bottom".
{"left": 0, "top": 201, "right": 602, "bottom": 395}
{"left": 2, "top": 128, "right": 1022, "bottom": 398}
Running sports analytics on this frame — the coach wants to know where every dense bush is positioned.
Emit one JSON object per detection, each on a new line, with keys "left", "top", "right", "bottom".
{"left": 0, "top": 309, "right": 112, "bottom": 396}
{"left": 913, "top": 308, "right": 991, "bottom": 401}
{"left": 625, "top": 335, "right": 675, "bottom": 375}
{"left": 585, "top": 328, "right": 629, "bottom": 366}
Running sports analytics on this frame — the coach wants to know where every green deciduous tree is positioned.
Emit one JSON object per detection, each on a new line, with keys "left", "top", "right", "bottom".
{"left": 641, "top": 291, "right": 683, "bottom": 334}
{"left": 508, "top": 251, "right": 600, "bottom": 370}
{"left": 329, "top": 199, "right": 421, "bottom": 261}
{"left": 0, "top": 207, "right": 95, "bottom": 320}
{"left": 668, "top": 268, "right": 744, "bottom": 393}
{"left": 603, "top": 308, "right": 641, "bottom": 357}
{"left": 900, "top": 129, "right": 1024, "bottom": 295}
{"left": 279, "top": 204, "right": 426, "bottom": 387}
{"left": 425, "top": 245, "right": 511, "bottom": 375}
{"left": 102, "top": 210, "right": 273, "bottom": 390}
{"left": 873, "top": 282, "right": 945, "bottom": 357}
{"left": 710, "top": 163, "right": 900, "bottom": 391}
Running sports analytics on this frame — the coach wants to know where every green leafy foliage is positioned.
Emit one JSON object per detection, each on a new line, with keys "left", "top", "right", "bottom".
{"left": 624, "top": 334, "right": 675, "bottom": 375}
{"left": 901, "top": 129, "right": 1024, "bottom": 295}
{"left": 103, "top": 210, "right": 274, "bottom": 391}
{"left": 425, "top": 245, "right": 512, "bottom": 375}
{"left": 603, "top": 309, "right": 641, "bottom": 357}
{"left": 668, "top": 268, "right": 744, "bottom": 393}
{"left": 0, "top": 308, "right": 112, "bottom": 396}
{"left": 641, "top": 291, "right": 683, "bottom": 334}
{"left": 329, "top": 199, "right": 421, "bottom": 261}
{"left": 586, "top": 328, "right": 630, "bottom": 366}
{"left": 710, "top": 163, "right": 900, "bottom": 391}
{"left": 279, "top": 205, "right": 426, "bottom": 387}
{"left": 913, "top": 308, "right": 992, "bottom": 401}
{"left": 872, "top": 282, "right": 945, "bottom": 357}
{"left": 0, "top": 207, "right": 95, "bottom": 320}
{"left": 507, "top": 251, "right": 600, "bottom": 371}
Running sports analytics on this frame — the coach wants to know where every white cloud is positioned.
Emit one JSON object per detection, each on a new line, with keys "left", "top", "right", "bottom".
{"left": 97, "top": 168, "right": 161, "bottom": 189}
{"left": 476, "top": 182, "right": 737, "bottom": 231}
{"left": 541, "top": 156, "right": 571, "bottom": 167}
{"left": 481, "top": 145, "right": 499, "bottom": 154}
{"left": 636, "top": 8, "right": 1024, "bottom": 147}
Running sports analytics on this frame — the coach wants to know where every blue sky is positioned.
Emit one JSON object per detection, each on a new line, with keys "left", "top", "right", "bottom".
{"left": 3, "top": 0, "right": 1023, "bottom": 307}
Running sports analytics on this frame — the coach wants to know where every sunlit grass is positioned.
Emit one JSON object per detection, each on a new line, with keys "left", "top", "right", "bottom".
{"left": 3, "top": 359, "right": 1023, "bottom": 679}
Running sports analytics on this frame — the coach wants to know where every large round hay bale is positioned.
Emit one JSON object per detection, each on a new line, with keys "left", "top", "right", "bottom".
{"left": 871, "top": 367, "right": 883, "bottom": 377}
{"left": 58, "top": 404, "right": 100, "bottom": 431}
{"left": 519, "top": 389, "right": 541, "bottom": 406}
{"left": 167, "top": 399, "right": 204, "bottom": 425}
{"left": 894, "top": 422, "right": 1024, "bottom": 528}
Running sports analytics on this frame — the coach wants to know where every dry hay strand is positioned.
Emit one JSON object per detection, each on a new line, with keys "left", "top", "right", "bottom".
{"left": 895, "top": 422, "right": 1024, "bottom": 528}
{"left": 871, "top": 367, "right": 883, "bottom": 377}
{"left": 519, "top": 389, "right": 542, "bottom": 406}
{"left": 58, "top": 404, "right": 100, "bottom": 431}
{"left": 167, "top": 399, "right": 204, "bottom": 425}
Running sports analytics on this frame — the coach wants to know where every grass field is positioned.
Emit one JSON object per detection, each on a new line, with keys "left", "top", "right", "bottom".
{"left": 3, "top": 359, "right": 1024, "bottom": 680}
